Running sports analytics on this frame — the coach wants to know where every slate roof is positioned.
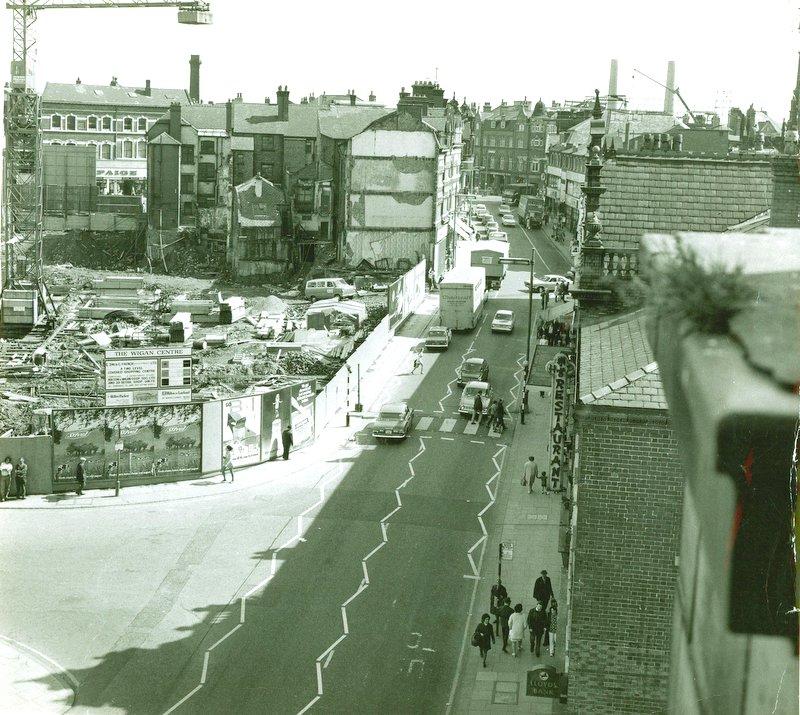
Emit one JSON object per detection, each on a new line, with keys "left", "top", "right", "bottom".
{"left": 43, "top": 82, "right": 189, "bottom": 108}
{"left": 558, "top": 110, "right": 676, "bottom": 155}
{"left": 179, "top": 104, "right": 228, "bottom": 131}
{"left": 318, "top": 105, "right": 393, "bottom": 139}
{"left": 234, "top": 175, "right": 285, "bottom": 227}
{"left": 578, "top": 310, "right": 668, "bottom": 410}
{"left": 599, "top": 155, "right": 773, "bottom": 250}
{"left": 481, "top": 102, "right": 532, "bottom": 121}
{"left": 231, "top": 102, "right": 319, "bottom": 137}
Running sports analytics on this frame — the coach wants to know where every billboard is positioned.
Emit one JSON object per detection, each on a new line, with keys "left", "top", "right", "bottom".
{"left": 222, "top": 395, "right": 262, "bottom": 467}
{"left": 388, "top": 260, "right": 426, "bottom": 330}
{"left": 105, "top": 346, "right": 192, "bottom": 406}
{"left": 260, "top": 381, "right": 316, "bottom": 461}
{"left": 52, "top": 404, "right": 202, "bottom": 483}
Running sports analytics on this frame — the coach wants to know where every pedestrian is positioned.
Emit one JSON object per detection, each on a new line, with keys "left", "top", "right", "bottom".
{"left": 473, "top": 613, "right": 495, "bottom": 668}
{"left": 0, "top": 456, "right": 12, "bottom": 502}
{"left": 487, "top": 398, "right": 497, "bottom": 428}
{"left": 541, "top": 288, "right": 549, "bottom": 310}
{"left": 411, "top": 355, "right": 423, "bottom": 374}
{"left": 281, "top": 426, "right": 294, "bottom": 460}
{"left": 75, "top": 457, "right": 86, "bottom": 496}
{"left": 527, "top": 603, "right": 547, "bottom": 657}
{"left": 547, "top": 600, "right": 559, "bottom": 657}
{"left": 533, "top": 570, "right": 554, "bottom": 611}
{"left": 472, "top": 393, "right": 483, "bottom": 425}
{"left": 498, "top": 597, "right": 514, "bottom": 653}
{"left": 14, "top": 457, "right": 27, "bottom": 500}
{"left": 539, "top": 468, "right": 549, "bottom": 494}
{"left": 523, "top": 456, "right": 537, "bottom": 495}
{"left": 494, "top": 398, "right": 505, "bottom": 433}
{"left": 508, "top": 603, "right": 526, "bottom": 657}
{"left": 222, "top": 444, "right": 235, "bottom": 483}
{"left": 490, "top": 578, "right": 508, "bottom": 635}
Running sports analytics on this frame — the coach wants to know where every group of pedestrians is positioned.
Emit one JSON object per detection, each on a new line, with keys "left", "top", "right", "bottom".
{"left": 0, "top": 456, "right": 27, "bottom": 500}
{"left": 473, "top": 574, "right": 559, "bottom": 667}
{"left": 471, "top": 395, "right": 506, "bottom": 433}
{"left": 537, "top": 319, "right": 571, "bottom": 347}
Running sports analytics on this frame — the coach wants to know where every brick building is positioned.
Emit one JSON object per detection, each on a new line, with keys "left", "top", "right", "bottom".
{"left": 568, "top": 310, "right": 683, "bottom": 712}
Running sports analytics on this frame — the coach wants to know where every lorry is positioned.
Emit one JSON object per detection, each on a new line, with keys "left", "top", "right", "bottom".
{"left": 455, "top": 240, "right": 510, "bottom": 289}
{"left": 439, "top": 267, "right": 486, "bottom": 331}
{"left": 518, "top": 195, "right": 545, "bottom": 228}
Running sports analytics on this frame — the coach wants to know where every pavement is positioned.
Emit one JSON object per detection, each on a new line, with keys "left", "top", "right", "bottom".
{"left": 0, "top": 205, "right": 573, "bottom": 714}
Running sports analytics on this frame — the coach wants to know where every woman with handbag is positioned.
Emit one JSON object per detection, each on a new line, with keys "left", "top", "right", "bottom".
{"left": 473, "top": 613, "right": 495, "bottom": 668}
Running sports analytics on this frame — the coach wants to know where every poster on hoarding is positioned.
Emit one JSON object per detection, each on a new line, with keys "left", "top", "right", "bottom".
{"left": 52, "top": 404, "right": 202, "bottom": 483}
{"left": 290, "top": 381, "right": 315, "bottom": 449}
{"left": 222, "top": 395, "right": 262, "bottom": 466}
{"left": 260, "top": 387, "right": 290, "bottom": 461}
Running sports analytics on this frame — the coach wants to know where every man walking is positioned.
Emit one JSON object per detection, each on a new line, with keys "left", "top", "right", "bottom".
{"left": 75, "top": 457, "right": 86, "bottom": 496}
{"left": 527, "top": 603, "right": 547, "bottom": 657}
{"left": 0, "top": 456, "right": 12, "bottom": 502}
{"left": 490, "top": 578, "right": 508, "bottom": 635}
{"left": 498, "top": 597, "right": 514, "bottom": 653}
{"left": 222, "top": 444, "right": 235, "bottom": 483}
{"left": 411, "top": 356, "right": 423, "bottom": 374}
{"left": 533, "top": 570, "right": 554, "bottom": 611}
{"left": 14, "top": 457, "right": 27, "bottom": 500}
{"left": 472, "top": 393, "right": 483, "bottom": 425}
{"left": 523, "top": 456, "right": 538, "bottom": 495}
{"left": 281, "top": 426, "right": 294, "bottom": 460}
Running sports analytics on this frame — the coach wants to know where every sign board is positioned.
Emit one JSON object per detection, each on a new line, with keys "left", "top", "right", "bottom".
{"left": 500, "top": 541, "right": 514, "bottom": 560}
{"left": 526, "top": 667, "right": 560, "bottom": 698}
{"left": 105, "top": 347, "right": 192, "bottom": 406}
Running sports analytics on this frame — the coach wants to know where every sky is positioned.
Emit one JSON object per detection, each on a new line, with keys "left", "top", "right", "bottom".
{"left": 2, "top": 0, "right": 798, "bottom": 124}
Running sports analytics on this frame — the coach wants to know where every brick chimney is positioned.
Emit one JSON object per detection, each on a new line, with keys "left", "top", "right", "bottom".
{"left": 369, "top": 90, "right": 376, "bottom": 102}
{"left": 277, "top": 85, "right": 289, "bottom": 121}
{"left": 189, "top": 54, "right": 201, "bottom": 103}
{"left": 225, "top": 99, "right": 234, "bottom": 133}
{"left": 664, "top": 60, "right": 676, "bottom": 115}
{"left": 144, "top": 79, "right": 151, "bottom": 96}
{"left": 168, "top": 102, "right": 181, "bottom": 142}
{"left": 349, "top": 89, "right": 356, "bottom": 106}
{"left": 608, "top": 58, "right": 619, "bottom": 110}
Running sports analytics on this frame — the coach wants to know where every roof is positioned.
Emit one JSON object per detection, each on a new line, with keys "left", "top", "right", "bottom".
{"left": 43, "top": 82, "right": 189, "bottom": 108}
{"left": 558, "top": 110, "right": 677, "bottom": 155}
{"left": 379, "top": 402, "right": 407, "bottom": 412}
{"left": 179, "top": 104, "right": 228, "bottom": 131}
{"left": 318, "top": 105, "right": 393, "bottom": 139}
{"left": 234, "top": 175, "right": 285, "bottom": 227}
{"left": 149, "top": 133, "right": 180, "bottom": 146}
{"left": 481, "top": 102, "right": 532, "bottom": 121}
{"left": 578, "top": 310, "right": 668, "bottom": 409}
{"left": 464, "top": 357, "right": 485, "bottom": 365}
{"left": 231, "top": 102, "right": 319, "bottom": 137}
{"left": 599, "top": 154, "right": 773, "bottom": 251}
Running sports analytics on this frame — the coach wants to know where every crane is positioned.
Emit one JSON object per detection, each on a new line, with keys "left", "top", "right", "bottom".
{"left": 632, "top": 66, "right": 697, "bottom": 123}
{"left": 2, "top": 0, "right": 211, "bottom": 316}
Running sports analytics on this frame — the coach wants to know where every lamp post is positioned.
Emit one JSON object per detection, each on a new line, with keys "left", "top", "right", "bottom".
{"left": 500, "top": 246, "right": 536, "bottom": 369}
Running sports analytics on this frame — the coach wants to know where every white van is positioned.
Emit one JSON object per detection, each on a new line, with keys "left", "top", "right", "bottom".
{"left": 304, "top": 278, "right": 357, "bottom": 301}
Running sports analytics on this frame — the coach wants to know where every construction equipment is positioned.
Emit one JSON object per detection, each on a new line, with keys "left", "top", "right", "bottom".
{"left": 633, "top": 66, "right": 696, "bottom": 123}
{"left": 2, "top": 0, "right": 211, "bottom": 321}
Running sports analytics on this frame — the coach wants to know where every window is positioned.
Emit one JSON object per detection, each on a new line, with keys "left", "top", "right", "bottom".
{"left": 502, "top": 120, "right": 507, "bottom": 128}
{"left": 517, "top": 157, "right": 525, "bottom": 172}
{"left": 262, "top": 135, "right": 275, "bottom": 150}
{"left": 101, "top": 143, "right": 112, "bottom": 160}
{"left": 137, "top": 117, "right": 147, "bottom": 132}
{"left": 533, "top": 138, "right": 543, "bottom": 147}
{"left": 260, "top": 163, "right": 273, "bottom": 179}
{"left": 181, "top": 145, "right": 195, "bottom": 165}
{"left": 51, "top": 114, "right": 62, "bottom": 129}
{"left": 198, "top": 163, "right": 215, "bottom": 182}
{"left": 517, "top": 138, "right": 524, "bottom": 148}
{"left": 518, "top": 123, "right": 525, "bottom": 132}
{"left": 548, "top": 123, "right": 557, "bottom": 134}
{"left": 199, "top": 139, "right": 215, "bottom": 155}
{"left": 122, "top": 140, "right": 133, "bottom": 158}
{"left": 137, "top": 140, "right": 147, "bottom": 159}
{"left": 532, "top": 123, "right": 543, "bottom": 132}
{"left": 182, "top": 202, "right": 194, "bottom": 217}
{"left": 181, "top": 174, "right": 194, "bottom": 193}
{"left": 123, "top": 117, "right": 133, "bottom": 131}
{"left": 50, "top": 140, "right": 62, "bottom": 146}
{"left": 295, "top": 183, "right": 314, "bottom": 212}
{"left": 101, "top": 116, "right": 112, "bottom": 131}
{"left": 66, "top": 115, "right": 76, "bottom": 130}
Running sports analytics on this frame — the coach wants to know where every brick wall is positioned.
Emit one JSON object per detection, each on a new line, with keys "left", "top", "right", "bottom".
{"left": 569, "top": 406, "right": 683, "bottom": 713}
{"left": 770, "top": 155, "right": 800, "bottom": 227}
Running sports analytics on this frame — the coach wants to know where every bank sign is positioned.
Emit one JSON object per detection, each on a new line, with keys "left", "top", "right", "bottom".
{"left": 105, "top": 346, "right": 192, "bottom": 406}
{"left": 526, "top": 666, "right": 560, "bottom": 698}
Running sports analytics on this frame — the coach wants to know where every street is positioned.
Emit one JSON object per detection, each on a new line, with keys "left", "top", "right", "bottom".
{"left": 0, "top": 204, "right": 570, "bottom": 714}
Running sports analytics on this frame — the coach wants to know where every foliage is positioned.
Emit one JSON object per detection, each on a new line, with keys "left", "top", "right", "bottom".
{"left": 649, "top": 239, "right": 755, "bottom": 334}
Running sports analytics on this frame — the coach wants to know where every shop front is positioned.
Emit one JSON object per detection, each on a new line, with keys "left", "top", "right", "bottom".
{"left": 97, "top": 160, "right": 147, "bottom": 196}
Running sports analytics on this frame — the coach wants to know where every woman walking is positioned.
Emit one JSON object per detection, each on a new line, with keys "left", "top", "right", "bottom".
{"left": 474, "top": 613, "right": 495, "bottom": 668}
{"left": 508, "top": 603, "right": 526, "bottom": 657}
{"left": 547, "top": 600, "right": 559, "bottom": 656}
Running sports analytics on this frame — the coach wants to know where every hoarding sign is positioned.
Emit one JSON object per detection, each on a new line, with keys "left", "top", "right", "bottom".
{"left": 105, "top": 347, "right": 192, "bottom": 406}
{"left": 222, "top": 395, "right": 262, "bottom": 467}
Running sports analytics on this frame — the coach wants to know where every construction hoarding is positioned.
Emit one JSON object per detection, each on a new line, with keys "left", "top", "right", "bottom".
{"left": 387, "top": 260, "right": 426, "bottom": 330}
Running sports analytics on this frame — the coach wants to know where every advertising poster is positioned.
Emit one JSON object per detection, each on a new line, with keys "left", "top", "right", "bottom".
{"left": 222, "top": 395, "right": 262, "bottom": 466}
{"left": 52, "top": 404, "right": 201, "bottom": 482}
{"left": 290, "top": 381, "right": 316, "bottom": 449}
{"left": 260, "top": 387, "right": 291, "bottom": 460}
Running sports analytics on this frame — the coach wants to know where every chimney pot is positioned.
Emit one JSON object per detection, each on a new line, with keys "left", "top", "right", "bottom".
{"left": 110, "top": 76, "right": 118, "bottom": 86}
{"left": 76, "top": 77, "right": 81, "bottom": 85}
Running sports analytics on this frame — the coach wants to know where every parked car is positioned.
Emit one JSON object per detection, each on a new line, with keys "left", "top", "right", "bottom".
{"left": 472, "top": 204, "right": 487, "bottom": 213}
{"left": 525, "top": 274, "right": 570, "bottom": 294}
{"left": 459, "top": 381, "right": 494, "bottom": 417}
{"left": 305, "top": 277, "right": 357, "bottom": 301}
{"left": 488, "top": 231, "right": 508, "bottom": 242}
{"left": 486, "top": 219, "right": 499, "bottom": 231}
{"left": 425, "top": 326, "right": 452, "bottom": 350}
{"left": 491, "top": 309, "right": 515, "bottom": 333}
{"left": 458, "top": 357, "right": 489, "bottom": 386}
{"left": 498, "top": 203, "right": 512, "bottom": 214}
{"left": 501, "top": 214, "right": 517, "bottom": 227}
{"left": 475, "top": 226, "right": 490, "bottom": 240}
{"left": 372, "top": 402, "right": 415, "bottom": 441}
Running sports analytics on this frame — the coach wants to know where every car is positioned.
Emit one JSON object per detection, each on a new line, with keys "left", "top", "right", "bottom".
{"left": 488, "top": 230, "right": 508, "bottom": 242}
{"left": 425, "top": 326, "right": 452, "bottom": 350}
{"left": 305, "top": 277, "right": 357, "bottom": 301}
{"left": 474, "top": 226, "right": 490, "bottom": 240}
{"left": 525, "top": 274, "right": 571, "bottom": 294}
{"left": 498, "top": 203, "right": 512, "bottom": 214}
{"left": 491, "top": 309, "right": 515, "bottom": 333}
{"left": 459, "top": 381, "right": 494, "bottom": 417}
{"left": 501, "top": 214, "right": 517, "bottom": 227}
{"left": 458, "top": 357, "right": 489, "bottom": 386}
{"left": 486, "top": 219, "right": 499, "bottom": 231}
{"left": 372, "top": 402, "right": 415, "bottom": 441}
{"left": 472, "top": 204, "right": 487, "bottom": 213}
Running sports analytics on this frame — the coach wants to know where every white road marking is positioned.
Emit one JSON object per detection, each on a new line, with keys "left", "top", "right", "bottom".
{"left": 416, "top": 416, "right": 433, "bottom": 431}
{"left": 519, "top": 225, "right": 552, "bottom": 272}
{"left": 0, "top": 635, "right": 79, "bottom": 691}
{"left": 439, "top": 418, "right": 456, "bottom": 432}
{"left": 441, "top": 436, "right": 455, "bottom": 441}
{"left": 164, "top": 685, "right": 203, "bottom": 715}
{"left": 322, "top": 649, "right": 335, "bottom": 669}
{"left": 462, "top": 420, "right": 479, "bottom": 435}
{"left": 200, "top": 652, "right": 209, "bottom": 685}
{"left": 208, "top": 623, "right": 242, "bottom": 652}
{"left": 470, "top": 440, "right": 485, "bottom": 445}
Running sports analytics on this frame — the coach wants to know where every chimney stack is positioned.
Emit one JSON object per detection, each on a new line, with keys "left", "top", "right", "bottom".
{"left": 369, "top": 90, "right": 376, "bottom": 102}
{"left": 168, "top": 102, "right": 181, "bottom": 142}
{"left": 608, "top": 59, "right": 619, "bottom": 110}
{"left": 664, "top": 60, "right": 676, "bottom": 115}
{"left": 189, "top": 54, "right": 201, "bottom": 103}
{"left": 225, "top": 100, "right": 233, "bottom": 133}
{"left": 144, "top": 79, "right": 151, "bottom": 96}
{"left": 277, "top": 85, "right": 289, "bottom": 121}
{"left": 349, "top": 89, "right": 356, "bottom": 106}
